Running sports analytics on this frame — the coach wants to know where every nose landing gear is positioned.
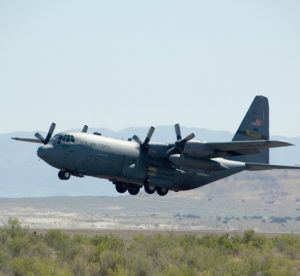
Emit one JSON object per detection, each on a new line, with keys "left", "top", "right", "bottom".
{"left": 58, "top": 169, "right": 71, "bottom": 180}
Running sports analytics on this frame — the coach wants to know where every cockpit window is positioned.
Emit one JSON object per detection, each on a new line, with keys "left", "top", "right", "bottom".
{"left": 53, "top": 134, "right": 75, "bottom": 144}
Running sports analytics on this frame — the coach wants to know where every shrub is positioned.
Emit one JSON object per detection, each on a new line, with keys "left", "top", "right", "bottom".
{"left": 0, "top": 220, "right": 300, "bottom": 275}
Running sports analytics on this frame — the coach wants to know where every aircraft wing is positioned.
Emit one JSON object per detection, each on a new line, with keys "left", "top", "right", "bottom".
{"left": 184, "top": 140, "right": 293, "bottom": 158}
{"left": 11, "top": 137, "right": 43, "bottom": 144}
{"left": 245, "top": 163, "right": 300, "bottom": 171}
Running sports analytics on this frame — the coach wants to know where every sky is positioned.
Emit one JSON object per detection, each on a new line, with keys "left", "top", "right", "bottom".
{"left": 1, "top": 0, "right": 300, "bottom": 136}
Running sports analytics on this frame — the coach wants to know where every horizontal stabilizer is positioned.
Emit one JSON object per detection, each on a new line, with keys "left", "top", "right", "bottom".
{"left": 184, "top": 140, "right": 293, "bottom": 159}
{"left": 245, "top": 163, "right": 300, "bottom": 171}
{"left": 11, "top": 137, "right": 43, "bottom": 144}
{"left": 208, "top": 140, "right": 293, "bottom": 152}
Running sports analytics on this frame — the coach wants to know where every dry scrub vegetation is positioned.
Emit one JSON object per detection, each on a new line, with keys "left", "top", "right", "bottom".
{"left": 0, "top": 219, "right": 300, "bottom": 275}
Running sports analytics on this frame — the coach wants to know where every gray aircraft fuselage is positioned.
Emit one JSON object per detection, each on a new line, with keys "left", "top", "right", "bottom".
{"left": 37, "top": 131, "right": 246, "bottom": 192}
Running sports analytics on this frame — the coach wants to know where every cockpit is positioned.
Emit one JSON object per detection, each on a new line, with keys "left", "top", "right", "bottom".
{"left": 52, "top": 134, "right": 75, "bottom": 144}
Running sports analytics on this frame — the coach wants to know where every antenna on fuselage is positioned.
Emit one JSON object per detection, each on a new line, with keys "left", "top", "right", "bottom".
{"left": 82, "top": 125, "right": 88, "bottom": 133}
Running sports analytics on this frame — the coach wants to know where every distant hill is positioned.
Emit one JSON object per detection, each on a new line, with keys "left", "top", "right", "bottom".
{"left": 0, "top": 126, "right": 299, "bottom": 197}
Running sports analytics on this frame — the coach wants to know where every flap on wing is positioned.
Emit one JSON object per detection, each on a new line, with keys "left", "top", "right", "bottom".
{"left": 11, "top": 137, "right": 43, "bottom": 144}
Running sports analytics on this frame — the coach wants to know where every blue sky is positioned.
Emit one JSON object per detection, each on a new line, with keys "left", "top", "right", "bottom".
{"left": 1, "top": 0, "right": 300, "bottom": 136}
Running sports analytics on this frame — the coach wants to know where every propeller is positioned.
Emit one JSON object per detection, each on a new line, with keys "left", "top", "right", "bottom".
{"left": 34, "top": 122, "right": 56, "bottom": 145}
{"left": 133, "top": 126, "right": 155, "bottom": 153}
{"left": 167, "top": 124, "right": 195, "bottom": 155}
{"left": 82, "top": 125, "right": 88, "bottom": 133}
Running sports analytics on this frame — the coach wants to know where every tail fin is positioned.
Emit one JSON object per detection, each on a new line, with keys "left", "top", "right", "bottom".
{"left": 231, "top": 95, "right": 269, "bottom": 163}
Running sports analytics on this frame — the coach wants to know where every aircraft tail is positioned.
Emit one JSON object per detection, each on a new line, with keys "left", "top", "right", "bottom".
{"left": 230, "top": 95, "right": 269, "bottom": 163}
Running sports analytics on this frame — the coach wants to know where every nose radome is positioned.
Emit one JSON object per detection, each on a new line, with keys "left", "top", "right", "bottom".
{"left": 37, "top": 145, "right": 53, "bottom": 160}
{"left": 37, "top": 145, "right": 46, "bottom": 159}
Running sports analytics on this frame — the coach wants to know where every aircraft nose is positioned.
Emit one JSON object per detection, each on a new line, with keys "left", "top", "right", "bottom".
{"left": 37, "top": 145, "right": 46, "bottom": 159}
{"left": 37, "top": 145, "right": 52, "bottom": 160}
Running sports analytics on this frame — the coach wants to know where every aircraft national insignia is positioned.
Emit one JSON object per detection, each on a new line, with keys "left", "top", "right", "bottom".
{"left": 251, "top": 119, "right": 262, "bottom": 127}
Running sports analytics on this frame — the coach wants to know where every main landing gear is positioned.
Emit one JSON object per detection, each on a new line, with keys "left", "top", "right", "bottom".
{"left": 115, "top": 182, "right": 141, "bottom": 195}
{"left": 128, "top": 187, "right": 140, "bottom": 195}
{"left": 156, "top": 187, "right": 168, "bottom": 196}
{"left": 144, "top": 183, "right": 155, "bottom": 194}
{"left": 58, "top": 169, "right": 71, "bottom": 180}
{"left": 144, "top": 182, "right": 168, "bottom": 196}
{"left": 115, "top": 182, "right": 127, "bottom": 193}
{"left": 114, "top": 182, "right": 169, "bottom": 196}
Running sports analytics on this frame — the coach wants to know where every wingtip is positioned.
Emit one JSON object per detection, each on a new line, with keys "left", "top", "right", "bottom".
{"left": 285, "top": 142, "right": 294, "bottom": 146}
{"left": 274, "top": 140, "right": 294, "bottom": 147}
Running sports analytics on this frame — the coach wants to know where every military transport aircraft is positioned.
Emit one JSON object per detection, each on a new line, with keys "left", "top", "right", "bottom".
{"left": 12, "top": 96, "right": 300, "bottom": 196}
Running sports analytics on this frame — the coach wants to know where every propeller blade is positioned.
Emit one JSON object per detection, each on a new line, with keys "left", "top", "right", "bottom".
{"left": 166, "top": 146, "right": 176, "bottom": 156}
{"left": 82, "top": 125, "right": 88, "bottom": 133}
{"left": 12, "top": 137, "right": 43, "bottom": 144}
{"left": 132, "top": 135, "right": 143, "bottom": 146}
{"left": 35, "top": 132, "right": 45, "bottom": 143}
{"left": 43, "top": 122, "right": 56, "bottom": 144}
{"left": 143, "top": 126, "right": 155, "bottom": 146}
{"left": 183, "top": 133, "right": 195, "bottom": 143}
{"left": 175, "top": 124, "right": 181, "bottom": 141}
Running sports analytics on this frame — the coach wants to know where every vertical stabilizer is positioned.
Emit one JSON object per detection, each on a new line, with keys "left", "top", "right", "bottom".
{"left": 231, "top": 95, "right": 269, "bottom": 163}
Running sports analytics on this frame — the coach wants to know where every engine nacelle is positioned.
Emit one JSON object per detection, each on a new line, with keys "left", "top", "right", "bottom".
{"left": 183, "top": 141, "right": 214, "bottom": 158}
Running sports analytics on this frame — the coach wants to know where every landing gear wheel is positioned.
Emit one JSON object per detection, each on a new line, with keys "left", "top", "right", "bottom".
{"left": 63, "top": 170, "right": 70, "bottom": 180}
{"left": 58, "top": 170, "right": 64, "bottom": 180}
{"left": 58, "top": 169, "right": 71, "bottom": 180}
{"left": 144, "top": 183, "right": 155, "bottom": 194}
{"left": 116, "top": 183, "right": 127, "bottom": 193}
{"left": 128, "top": 187, "right": 140, "bottom": 195}
{"left": 156, "top": 187, "right": 168, "bottom": 196}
